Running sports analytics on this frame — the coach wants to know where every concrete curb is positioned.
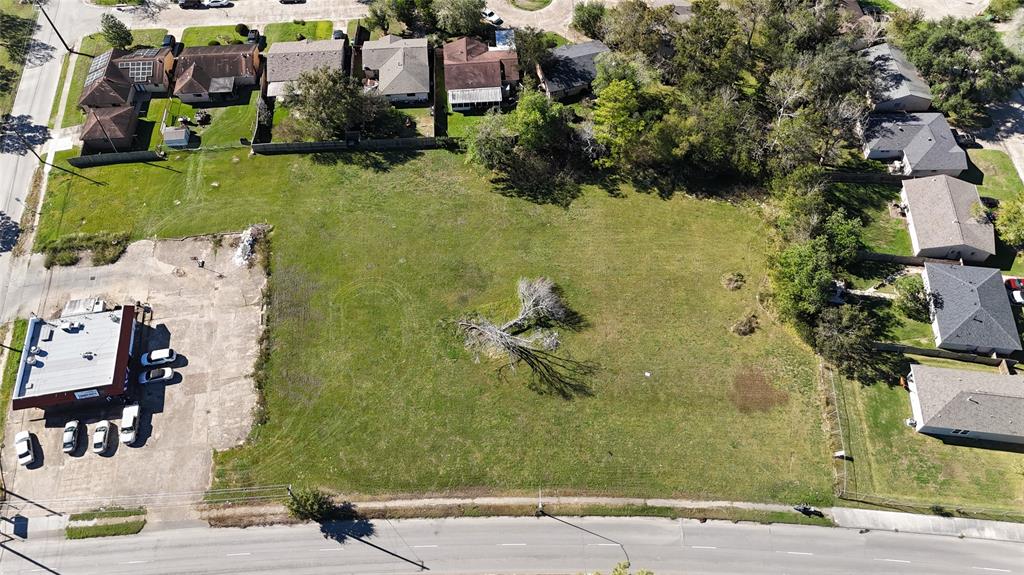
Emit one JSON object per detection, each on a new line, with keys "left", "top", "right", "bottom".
{"left": 831, "top": 508, "right": 1024, "bottom": 543}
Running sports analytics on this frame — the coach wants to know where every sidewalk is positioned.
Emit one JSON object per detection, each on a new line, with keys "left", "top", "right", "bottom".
{"left": 831, "top": 507, "right": 1024, "bottom": 543}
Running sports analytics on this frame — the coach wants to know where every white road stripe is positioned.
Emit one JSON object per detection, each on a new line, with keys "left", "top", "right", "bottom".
{"left": 120, "top": 560, "right": 147, "bottom": 564}
{"left": 412, "top": 545, "right": 439, "bottom": 548}
{"left": 785, "top": 551, "right": 814, "bottom": 556}
{"left": 973, "top": 568, "right": 1011, "bottom": 573}
{"left": 586, "top": 543, "right": 621, "bottom": 547}
{"left": 226, "top": 552, "right": 252, "bottom": 556}
{"left": 691, "top": 546, "right": 718, "bottom": 549}
{"left": 318, "top": 548, "right": 343, "bottom": 552}
{"left": 500, "top": 543, "right": 527, "bottom": 546}
{"left": 877, "top": 559, "right": 911, "bottom": 564}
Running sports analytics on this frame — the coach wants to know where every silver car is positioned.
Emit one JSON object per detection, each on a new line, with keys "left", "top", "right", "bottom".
{"left": 15, "top": 431, "right": 34, "bottom": 466}
{"left": 92, "top": 421, "right": 112, "bottom": 454}
{"left": 62, "top": 420, "right": 80, "bottom": 453}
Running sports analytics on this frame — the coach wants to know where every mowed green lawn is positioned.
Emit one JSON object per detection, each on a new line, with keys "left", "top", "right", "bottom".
{"left": 262, "top": 20, "right": 334, "bottom": 45}
{"left": 840, "top": 372, "right": 1024, "bottom": 512}
{"left": 0, "top": 0, "right": 36, "bottom": 116}
{"left": 181, "top": 25, "right": 246, "bottom": 48}
{"left": 60, "top": 29, "right": 168, "bottom": 128}
{"left": 37, "top": 150, "right": 831, "bottom": 502}
{"left": 145, "top": 91, "right": 258, "bottom": 148}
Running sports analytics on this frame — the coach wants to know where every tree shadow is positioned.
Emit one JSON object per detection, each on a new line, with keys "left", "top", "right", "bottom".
{"left": 491, "top": 171, "right": 581, "bottom": 208}
{"left": 826, "top": 181, "right": 901, "bottom": 224}
{"left": 0, "top": 211, "right": 21, "bottom": 253}
{"left": 0, "top": 114, "right": 51, "bottom": 155}
{"left": 0, "top": 14, "right": 39, "bottom": 66}
{"left": 22, "top": 39, "right": 56, "bottom": 69}
{"left": 318, "top": 503, "right": 375, "bottom": 542}
{"left": 499, "top": 350, "right": 598, "bottom": 400}
{"left": 310, "top": 149, "right": 422, "bottom": 172}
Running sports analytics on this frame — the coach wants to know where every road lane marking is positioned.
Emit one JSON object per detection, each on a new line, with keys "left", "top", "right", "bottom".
{"left": 586, "top": 543, "right": 621, "bottom": 547}
{"left": 412, "top": 545, "right": 439, "bottom": 548}
{"left": 973, "top": 568, "right": 1011, "bottom": 573}
{"left": 226, "top": 552, "right": 252, "bottom": 556}
{"left": 120, "top": 560, "right": 147, "bottom": 564}
{"left": 785, "top": 551, "right": 814, "bottom": 556}
{"left": 500, "top": 543, "right": 527, "bottom": 546}
{"left": 691, "top": 546, "right": 717, "bottom": 549}
{"left": 876, "top": 559, "right": 911, "bottom": 564}
{"left": 318, "top": 548, "right": 343, "bottom": 552}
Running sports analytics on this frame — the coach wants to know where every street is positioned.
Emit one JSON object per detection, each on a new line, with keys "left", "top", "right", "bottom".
{"left": 1, "top": 516, "right": 1022, "bottom": 574}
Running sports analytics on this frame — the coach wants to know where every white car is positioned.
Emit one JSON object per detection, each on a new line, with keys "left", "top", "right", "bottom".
{"left": 62, "top": 420, "right": 80, "bottom": 453}
{"left": 92, "top": 421, "right": 111, "bottom": 454}
{"left": 120, "top": 405, "right": 140, "bottom": 445}
{"left": 1011, "top": 290, "right": 1024, "bottom": 305}
{"left": 203, "top": 0, "right": 232, "bottom": 6}
{"left": 14, "top": 431, "right": 34, "bottom": 466}
{"left": 480, "top": 8, "right": 502, "bottom": 25}
{"left": 139, "top": 367, "right": 174, "bottom": 385}
{"left": 141, "top": 348, "right": 176, "bottom": 367}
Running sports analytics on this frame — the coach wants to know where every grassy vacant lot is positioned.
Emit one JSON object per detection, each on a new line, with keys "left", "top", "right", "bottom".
{"left": 0, "top": 0, "right": 36, "bottom": 116}
{"left": 838, "top": 371, "right": 1024, "bottom": 513}
{"left": 263, "top": 20, "right": 333, "bottom": 45}
{"left": 0, "top": 320, "right": 28, "bottom": 437}
{"left": 181, "top": 25, "right": 245, "bottom": 48}
{"left": 60, "top": 29, "right": 168, "bottom": 128}
{"left": 145, "top": 90, "right": 258, "bottom": 148}
{"left": 37, "top": 150, "right": 832, "bottom": 503}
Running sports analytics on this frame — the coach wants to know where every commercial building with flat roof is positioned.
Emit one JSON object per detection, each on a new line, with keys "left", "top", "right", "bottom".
{"left": 12, "top": 306, "right": 136, "bottom": 410}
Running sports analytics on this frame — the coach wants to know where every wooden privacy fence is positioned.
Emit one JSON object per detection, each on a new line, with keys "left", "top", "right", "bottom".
{"left": 251, "top": 137, "right": 440, "bottom": 155}
{"left": 826, "top": 171, "right": 910, "bottom": 184}
{"left": 872, "top": 342, "right": 1017, "bottom": 367}
{"left": 67, "top": 150, "right": 163, "bottom": 168}
{"left": 857, "top": 250, "right": 956, "bottom": 266}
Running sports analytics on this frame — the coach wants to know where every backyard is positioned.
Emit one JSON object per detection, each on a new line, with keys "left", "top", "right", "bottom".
{"left": 145, "top": 90, "right": 259, "bottom": 148}
{"left": 837, "top": 368, "right": 1024, "bottom": 513}
{"left": 36, "top": 149, "right": 832, "bottom": 503}
{"left": 59, "top": 29, "right": 168, "bottom": 129}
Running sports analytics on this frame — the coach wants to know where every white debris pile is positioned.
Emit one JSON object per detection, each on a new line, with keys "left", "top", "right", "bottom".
{"left": 233, "top": 224, "right": 270, "bottom": 267}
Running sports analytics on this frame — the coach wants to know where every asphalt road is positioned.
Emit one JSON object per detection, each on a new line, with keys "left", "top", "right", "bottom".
{"left": 2, "top": 516, "right": 1022, "bottom": 574}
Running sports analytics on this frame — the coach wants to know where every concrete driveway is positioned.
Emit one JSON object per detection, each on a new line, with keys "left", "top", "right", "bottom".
{"left": 1, "top": 235, "right": 265, "bottom": 521}
{"left": 889, "top": 0, "right": 988, "bottom": 18}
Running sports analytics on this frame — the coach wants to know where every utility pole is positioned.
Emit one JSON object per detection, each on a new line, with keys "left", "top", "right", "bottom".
{"left": 32, "top": 0, "right": 88, "bottom": 57}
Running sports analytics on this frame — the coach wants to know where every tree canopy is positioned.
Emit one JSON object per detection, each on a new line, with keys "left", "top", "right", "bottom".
{"left": 100, "top": 14, "right": 133, "bottom": 50}
{"left": 281, "top": 67, "right": 397, "bottom": 140}
{"left": 435, "top": 0, "right": 485, "bottom": 36}
{"left": 571, "top": 1, "right": 607, "bottom": 39}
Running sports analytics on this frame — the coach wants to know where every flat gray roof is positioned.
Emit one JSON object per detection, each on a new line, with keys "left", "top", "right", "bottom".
{"left": 14, "top": 308, "right": 132, "bottom": 400}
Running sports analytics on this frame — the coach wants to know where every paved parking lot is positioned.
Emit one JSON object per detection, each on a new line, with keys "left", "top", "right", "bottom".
{"left": 1, "top": 235, "right": 265, "bottom": 521}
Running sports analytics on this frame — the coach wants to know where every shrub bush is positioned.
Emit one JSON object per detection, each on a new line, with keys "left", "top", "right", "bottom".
{"left": 295, "top": 33, "right": 306, "bottom": 41}
{"left": 229, "top": 39, "right": 244, "bottom": 44}
{"left": 286, "top": 487, "right": 334, "bottom": 521}
{"left": 235, "top": 23, "right": 249, "bottom": 36}
{"left": 208, "top": 40, "right": 221, "bottom": 46}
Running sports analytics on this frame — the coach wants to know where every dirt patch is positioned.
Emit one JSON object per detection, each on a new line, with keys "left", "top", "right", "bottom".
{"left": 731, "top": 312, "right": 758, "bottom": 336}
{"left": 721, "top": 272, "right": 746, "bottom": 291}
{"left": 730, "top": 368, "right": 789, "bottom": 413}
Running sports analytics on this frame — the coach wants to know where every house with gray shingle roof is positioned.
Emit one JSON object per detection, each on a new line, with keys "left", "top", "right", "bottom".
{"left": 266, "top": 38, "right": 348, "bottom": 98}
{"left": 907, "top": 364, "right": 1024, "bottom": 445}
{"left": 862, "top": 113, "right": 967, "bottom": 177}
{"left": 538, "top": 41, "right": 609, "bottom": 100}
{"left": 862, "top": 43, "right": 932, "bottom": 113}
{"left": 901, "top": 176, "right": 995, "bottom": 263}
{"left": 923, "top": 263, "right": 1022, "bottom": 355}
{"left": 360, "top": 35, "right": 430, "bottom": 104}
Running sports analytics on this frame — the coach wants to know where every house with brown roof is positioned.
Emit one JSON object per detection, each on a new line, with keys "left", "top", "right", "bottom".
{"left": 80, "top": 106, "right": 139, "bottom": 152}
{"left": 173, "top": 44, "right": 260, "bottom": 104}
{"left": 114, "top": 46, "right": 175, "bottom": 93}
{"left": 78, "top": 49, "right": 136, "bottom": 110}
{"left": 442, "top": 37, "right": 519, "bottom": 111}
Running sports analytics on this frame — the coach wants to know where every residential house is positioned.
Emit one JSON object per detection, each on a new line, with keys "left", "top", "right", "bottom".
{"left": 861, "top": 113, "right": 967, "bottom": 177}
{"left": 360, "top": 35, "right": 430, "bottom": 104}
{"left": 907, "top": 364, "right": 1024, "bottom": 445}
{"left": 78, "top": 49, "right": 135, "bottom": 110}
{"left": 901, "top": 176, "right": 995, "bottom": 262}
{"left": 173, "top": 44, "right": 260, "bottom": 104}
{"left": 80, "top": 106, "right": 138, "bottom": 152}
{"left": 266, "top": 38, "right": 348, "bottom": 98}
{"left": 862, "top": 43, "right": 932, "bottom": 113}
{"left": 114, "top": 47, "right": 176, "bottom": 93}
{"left": 922, "top": 262, "right": 1022, "bottom": 355}
{"left": 443, "top": 37, "right": 520, "bottom": 111}
{"left": 537, "top": 41, "right": 610, "bottom": 100}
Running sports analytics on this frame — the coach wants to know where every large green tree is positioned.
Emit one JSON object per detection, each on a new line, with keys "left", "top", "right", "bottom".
{"left": 100, "top": 14, "right": 133, "bottom": 50}
{"left": 602, "top": 0, "right": 679, "bottom": 72}
{"left": 281, "top": 67, "right": 395, "bottom": 140}
{"left": 514, "top": 27, "right": 555, "bottom": 79}
{"left": 571, "top": 1, "right": 607, "bottom": 39}
{"left": 435, "top": 0, "right": 485, "bottom": 36}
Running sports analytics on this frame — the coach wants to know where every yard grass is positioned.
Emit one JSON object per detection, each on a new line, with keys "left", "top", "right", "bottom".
{"left": 543, "top": 32, "right": 569, "bottom": 47}
{"left": 447, "top": 112, "right": 483, "bottom": 138}
{"left": 145, "top": 90, "right": 258, "bottom": 148}
{"left": 181, "top": 25, "right": 246, "bottom": 48}
{"left": 65, "top": 519, "right": 146, "bottom": 539}
{"left": 0, "top": 320, "right": 28, "bottom": 438}
{"left": 59, "top": 29, "right": 168, "bottom": 129}
{"left": 37, "top": 149, "right": 832, "bottom": 504}
{"left": 346, "top": 19, "right": 384, "bottom": 41}
{"left": 263, "top": 20, "right": 334, "bottom": 45}
{"left": 961, "top": 149, "right": 1024, "bottom": 275}
{"left": 838, "top": 372, "right": 1024, "bottom": 513}
{"left": 0, "top": 0, "right": 36, "bottom": 116}
{"left": 69, "top": 507, "right": 146, "bottom": 522}
{"left": 511, "top": 0, "right": 553, "bottom": 9}
{"left": 862, "top": 205, "right": 912, "bottom": 257}
{"left": 857, "top": 0, "right": 901, "bottom": 12}
{"left": 47, "top": 53, "right": 70, "bottom": 128}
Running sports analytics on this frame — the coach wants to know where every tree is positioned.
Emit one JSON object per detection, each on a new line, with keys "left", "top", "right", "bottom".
{"left": 282, "top": 67, "right": 395, "bottom": 140}
{"left": 100, "top": 14, "right": 133, "bottom": 50}
{"left": 435, "top": 0, "right": 485, "bottom": 36}
{"left": 457, "top": 278, "right": 595, "bottom": 398}
{"left": 286, "top": 487, "right": 334, "bottom": 521}
{"left": 591, "top": 79, "right": 646, "bottom": 170}
{"left": 671, "top": 0, "right": 745, "bottom": 91}
{"left": 368, "top": 0, "right": 392, "bottom": 33}
{"left": 893, "top": 274, "right": 931, "bottom": 323}
{"left": 771, "top": 237, "right": 836, "bottom": 325}
{"left": 571, "top": 0, "right": 606, "bottom": 39}
{"left": 514, "top": 27, "right": 554, "bottom": 79}
{"left": 602, "top": 0, "right": 679, "bottom": 71}
{"left": 813, "top": 306, "right": 888, "bottom": 380}
{"left": 769, "top": 164, "right": 828, "bottom": 241}
{"left": 996, "top": 197, "right": 1024, "bottom": 247}
{"left": 592, "top": 51, "right": 660, "bottom": 95}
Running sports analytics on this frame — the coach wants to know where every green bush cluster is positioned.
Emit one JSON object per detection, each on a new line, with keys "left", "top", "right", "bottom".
{"left": 40, "top": 232, "right": 130, "bottom": 268}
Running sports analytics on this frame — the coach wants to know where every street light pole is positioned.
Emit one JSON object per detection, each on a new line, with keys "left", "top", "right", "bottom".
{"left": 32, "top": 0, "right": 88, "bottom": 57}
